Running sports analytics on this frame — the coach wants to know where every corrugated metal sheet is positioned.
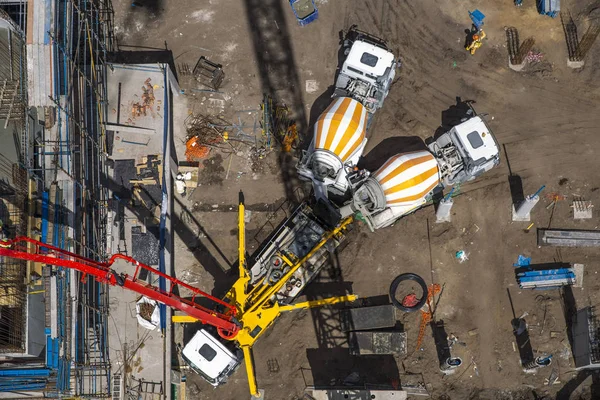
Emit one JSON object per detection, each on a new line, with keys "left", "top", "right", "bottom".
{"left": 26, "top": 0, "right": 53, "bottom": 107}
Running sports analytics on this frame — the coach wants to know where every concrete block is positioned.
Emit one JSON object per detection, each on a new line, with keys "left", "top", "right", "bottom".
{"left": 436, "top": 197, "right": 453, "bottom": 223}
{"left": 573, "top": 264, "right": 584, "bottom": 287}
{"left": 567, "top": 59, "right": 585, "bottom": 69}
{"left": 513, "top": 195, "right": 540, "bottom": 222}
{"left": 509, "top": 56, "right": 527, "bottom": 71}
{"left": 573, "top": 200, "right": 593, "bottom": 219}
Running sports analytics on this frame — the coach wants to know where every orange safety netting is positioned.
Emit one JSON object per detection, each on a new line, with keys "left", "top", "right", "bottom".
{"left": 185, "top": 136, "right": 210, "bottom": 161}
{"left": 415, "top": 283, "right": 442, "bottom": 351}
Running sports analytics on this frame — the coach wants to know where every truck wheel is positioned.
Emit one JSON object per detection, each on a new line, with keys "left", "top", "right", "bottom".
{"left": 389, "top": 273, "right": 428, "bottom": 312}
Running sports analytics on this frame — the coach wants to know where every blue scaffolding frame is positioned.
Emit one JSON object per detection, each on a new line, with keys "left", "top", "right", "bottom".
{"left": 7, "top": 0, "right": 116, "bottom": 396}
{"left": 48, "top": 0, "right": 114, "bottom": 396}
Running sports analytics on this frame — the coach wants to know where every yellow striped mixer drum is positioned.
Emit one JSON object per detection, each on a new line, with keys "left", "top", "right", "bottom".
{"left": 314, "top": 97, "right": 368, "bottom": 163}
{"left": 372, "top": 151, "right": 441, "bottom": 206}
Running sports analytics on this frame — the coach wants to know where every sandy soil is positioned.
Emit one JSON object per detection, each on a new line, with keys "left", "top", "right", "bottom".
{"left": 113, "top": 0, "right": 600, "bottom": 399}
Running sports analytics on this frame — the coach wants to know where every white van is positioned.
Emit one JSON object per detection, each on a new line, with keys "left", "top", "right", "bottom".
{"left": 181, "top": 329, "right": 241, "bottom": 386}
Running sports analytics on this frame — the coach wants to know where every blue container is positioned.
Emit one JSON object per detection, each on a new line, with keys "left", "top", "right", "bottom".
{"left": 289, "top": 0, "right": 319, "bottom": 26}
{"left": 469, "top": 9, "right": 486, "bottom": 29}
{"left": 538, "top": 0, "right": 560, "bottom": 18}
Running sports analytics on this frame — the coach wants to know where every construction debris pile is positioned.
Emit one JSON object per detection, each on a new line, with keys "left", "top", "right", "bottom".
{"left": 138, "top": 301, "right": 156, "bottom": 322}
{"left": 129, "top": 78, "right": 158, "bottom": 122}
{"left": 264, "top": 94, "right": 298, "bottom": 153}
{"left": 131, "top": 155, "right": 163, "bottom": 186}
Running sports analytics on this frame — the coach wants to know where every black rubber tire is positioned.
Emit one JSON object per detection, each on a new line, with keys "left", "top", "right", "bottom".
{"left": 389, "top": 273, "right": 428, "bottom": 312}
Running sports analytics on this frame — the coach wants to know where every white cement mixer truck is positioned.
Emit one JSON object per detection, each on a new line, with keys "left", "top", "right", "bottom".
{"left": 297, "top": 27, "right": 399, "bottom": 200}
{"left": 340, "top": 107, "right": 500, "bottom": 231}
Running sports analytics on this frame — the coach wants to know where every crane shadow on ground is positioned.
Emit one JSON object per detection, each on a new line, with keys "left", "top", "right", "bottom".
{"left": 239, "top": 0, "right": 399, "bottom": 387}
{"left": 243, "top": 0, "right": 307, "bottom": 206}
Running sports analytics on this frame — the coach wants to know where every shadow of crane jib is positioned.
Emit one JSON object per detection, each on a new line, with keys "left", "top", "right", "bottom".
{"left": 243, "top": 0, "right": 307, "bottom": 131}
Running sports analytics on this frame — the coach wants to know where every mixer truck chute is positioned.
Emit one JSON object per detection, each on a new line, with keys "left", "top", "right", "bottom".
{"left": 297, "top": 97, "right": 368, "bottom": 199}
{"left": 341, "top": 151, "right": 441, "bottom": 231}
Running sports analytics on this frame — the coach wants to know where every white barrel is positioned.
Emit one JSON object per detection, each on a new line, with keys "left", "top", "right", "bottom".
{"left": 314, "top": 97, "right": 367, "bottom": 162}
{"left": 372, "top": 151, "right": 441, "bottom": 207}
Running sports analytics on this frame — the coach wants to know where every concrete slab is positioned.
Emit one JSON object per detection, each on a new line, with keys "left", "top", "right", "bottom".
{"left": 509, "top": 56, "right": 527, "bottom": 71}
{"left": 306, "top": 388, "right": 408, "bottom": 400}
{"left": 512, "top": 204, "right": 531, "bottom": 222}
{"left": 105, "top": 63, "right": 179, "bottom": 399}
{"left": 567, "top": 59, "right": 585, "bottom": 69}
{"left": 574, "top": 264, "right": 585, "bottom": 288}
{"left": 107, "top": 64, "right": 167, "bottom": 161}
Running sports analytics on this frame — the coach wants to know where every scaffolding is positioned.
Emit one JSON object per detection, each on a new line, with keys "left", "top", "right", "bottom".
{"left": 0, "top": 3, "right": 28, "bottom": 358}
{"left": 0, "top": 189, "right": 27, "bottom": 354}
{"left": 0, "top": 0, "right": 114, "bottom": 397}
{"left": 46, "top": 0, "right": 115, "bottom": 396}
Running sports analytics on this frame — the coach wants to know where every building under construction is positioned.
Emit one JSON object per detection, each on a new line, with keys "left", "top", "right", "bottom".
{"left": 0, "top": 0, "right": 115, "bottom": 397}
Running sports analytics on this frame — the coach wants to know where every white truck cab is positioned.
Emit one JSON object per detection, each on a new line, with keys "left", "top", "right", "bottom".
{"left": 181, "top": 329, "right": 241, "bottom": 386}
{"left": 428, "top": 114, "right": 500, "bottom": 187}
{"left": 334, "top": 26, "right": 398, "bottom": 113}
{"left": 340, "top": 40, "right": 396, "bottom": 87}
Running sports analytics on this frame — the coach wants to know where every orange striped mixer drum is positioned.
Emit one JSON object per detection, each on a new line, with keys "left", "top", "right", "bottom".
{"left": 314, "top": 97, "right": 368, "bottom": 163}
{"left": 372, "top": 151, "right": 441, "bottom": 207}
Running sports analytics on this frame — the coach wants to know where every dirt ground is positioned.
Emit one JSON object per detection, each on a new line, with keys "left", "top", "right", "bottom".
{"left": 113, "top": 0, "right": 600, "bottom": 399}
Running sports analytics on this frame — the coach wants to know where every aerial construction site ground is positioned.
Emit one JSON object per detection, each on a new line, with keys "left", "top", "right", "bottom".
{"left": 113, "top": 0, "right": 600, "bottom": 398}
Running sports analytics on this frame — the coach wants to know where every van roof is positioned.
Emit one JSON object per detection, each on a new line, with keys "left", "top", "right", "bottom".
{"left": 344, "top": 40, "right": 395, "bottom": 78}
{"left": 182, "top": 330, "right": 237, "bottom": 381}
{"left": 452, "top": 117, "right": 499, "bottom": 162}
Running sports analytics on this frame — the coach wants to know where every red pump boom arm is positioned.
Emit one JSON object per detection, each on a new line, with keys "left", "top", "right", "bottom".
{"left": 0, "top": 236, "right": 240, "bottom": 335}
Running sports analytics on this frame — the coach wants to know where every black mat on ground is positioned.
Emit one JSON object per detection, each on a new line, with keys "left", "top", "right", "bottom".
{"left": 106, "top": 130, "right": 114, "bottom": 156}
{"left": 138, "top": 185, "right": 163, "bottom": 208}
{"left": 113, "top": 159, "right": 136, "bottom": 200}
{"left": 131, "top": 225, "right": 160, "bottom": 270}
